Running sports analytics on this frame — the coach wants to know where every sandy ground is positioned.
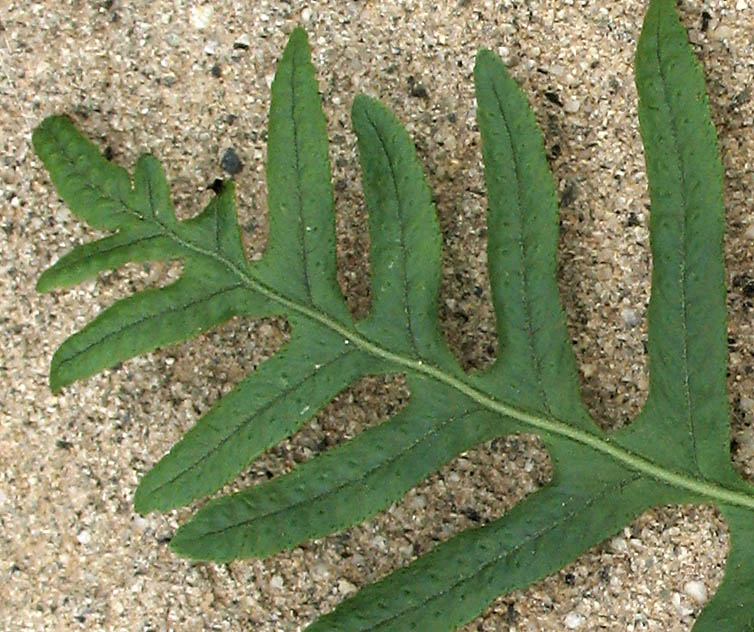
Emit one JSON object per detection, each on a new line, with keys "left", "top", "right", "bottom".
{"left": 2, "top": 0, "right": 754, "bottom": 630}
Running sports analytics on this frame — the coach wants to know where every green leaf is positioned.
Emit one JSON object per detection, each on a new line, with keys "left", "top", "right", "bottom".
{"left": 618, "top": 0, "right": 734, "bottom": 482}
{"left": 35, "top": 9, "right": 754, "bottom": 632}
{"left": 255, "top": 27, "right": 351, "bottom": 325}
{"left": 352, "top": 95, "right": 456, "bottom": 369}
{"left": 472, "top": 48, "right": 595, "bottom": 431}
{"left": 308, "top": 449, "right": 671, "bottom": 632}
{"left": 170, "top": 376, "right": 504, "bottom": 560}
{"left": 693, "top": 505, "right": 754, "bottom": 631}
{"left": 134, "top": 321, "right": 374, "bottom": 513}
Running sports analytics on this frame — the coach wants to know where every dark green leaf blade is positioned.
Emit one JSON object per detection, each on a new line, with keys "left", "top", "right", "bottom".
{"left": 181, "top": 180, "right": 249, "bottom": 271}
{"left": 131, "top": 154, "right": 178, "bottom": 226}
{"left": 36, "top": 228, "right": 174, "bottom": 292}
{"left": 353, "top": 95, "right": 456, "bottom": 369}
{"left": 307, "top": 447, "right": 668, "bottom": 632}
{"left": 48, "top": 261, "right": 250, "bottom": 392}
{"left": 37, "top": 154, "right": 180, "bottom": 291}
{"left": 34, "top": 123, "right": 274, "bottom": 392}
{"left": 170, "top": 376, "right": 507, "bottom": 560}
{"left": 255, "top": 27, "right": 351, "bottom": 324}
{"left": 134, "top": 320, "right": 373, "bottom": 513}
{"left": 621, "top": 0, "right": 732, "bottom": 479}
{"left": 692, "top": 504, "right": 754, "bottom": 631}
{"left": 472, "top": 50, "right": 594, "bottom": 432}
{"left": 32, "top": 115, "right": 139, "bottom": 231}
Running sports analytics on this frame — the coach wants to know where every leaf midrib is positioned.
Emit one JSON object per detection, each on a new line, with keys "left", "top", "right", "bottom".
{"left": 654, "top": 8, "right": 699, "bottom": 472}
{"left": 47, "top": 121, "right": 754, "bottom": 512}
{"left": 151, "top": 214, "right": 754, "bottom": 511}
{"left": 357, "top": 473, "right": 643, "bottom": 632}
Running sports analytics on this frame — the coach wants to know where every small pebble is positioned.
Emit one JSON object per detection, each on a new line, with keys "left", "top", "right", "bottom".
{"left": 672, "top": 592, "right": 694, "bottom": 617}
{"left": 76, "top": 530, "right": 91, "bottom": 545}
{"left": 564, "top": 612, "right": 585, "bottom": 629}
{"left": 221, "top": 148, "right": 244, "bottom": 175}
{"left": 683, "top": 580, "right": 708, "bottom": 604}
{"left": 311, "top": 562, "right": 330, "bottom": 580}
{"left": 338, "top": 579, "right": 357, "bottom": 595}
{"left": 190, "top": 6, "right": 213, "bottom": 30}
{"left": 269, "top": 574, "right": 284, "bottom": 590}
{"left": 409, "top": 494, "right": 426, "bottom": 510}
{"left": 234, "top": 33, "right": 251, "bottom": 50}
{"left": 621, "top": 307, "right": 639, "bottom": 327}
{"left": 563, "top": 97, "right": 581, "bottom": 113}
{"left": 712, "top": 25, "right": 733, "bottom": 40}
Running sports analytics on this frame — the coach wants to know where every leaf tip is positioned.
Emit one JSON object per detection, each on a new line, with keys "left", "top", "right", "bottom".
{"left": 35, "top": 270, "right": 55, "bottom": 294}
{"left": 48, "top": 370, "right": 65, "bottom": 395}
{"left": 134, "top": 473, "right": 172, "bottom": 515}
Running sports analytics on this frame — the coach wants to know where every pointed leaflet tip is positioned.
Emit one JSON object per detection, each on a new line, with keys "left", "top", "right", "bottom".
{"left": 351, "top": 94, "right": 456, "bottom": 368}
{"left": 255, "top": 24, "right": 351, "bottom": 322}
{"left": 472, "top": 41, "right": 593, "bottom": 431}
{"left": 623, "top": 0, "right": 731, "bottom": 480}
{"left": 32, "top": 115, "right": 136, "bottom": 232}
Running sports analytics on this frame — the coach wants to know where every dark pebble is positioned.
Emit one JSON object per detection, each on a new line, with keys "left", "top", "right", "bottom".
{"left": 221, "top": 147, "right": 243, "bottom": 175}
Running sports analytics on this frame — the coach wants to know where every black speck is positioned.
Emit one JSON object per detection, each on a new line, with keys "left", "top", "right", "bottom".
{"left": 74, "top": 615, "right": 86, "bottom": 623}
{"left": 407, "top": 76, "right": 429, "bottom": 100}
{"left": 544, "top": 90, "right": 563, "bottom": 107}
{"left": 56, "top": 439, "right": 73, "bottom": 450}
{"left": 743, "top": 281, "right": 754, "bottom": 298}
{"left": 221, "top": 147, "right": 243, "bottom": 175}
{"left": 462, "top": 507, "right": 481, "bottom": 522}
{"left": 233, "top": 41, "right": 249, "bottom": 51}
{"left": 550, "top": 143, "right": 561, "bottom": 159}
{"left": 224, "top": 113, "right": 237, "bottom": 125}
{"left": 701, "top": 11, "right": 712, "bottom": 32}
{"left": 626, "top": 211, "right": 640, "bottom": 227}
{"left": 504, "top": 602, "right": 517, "bottom": 623}
{"left": 599, "top": 565, "right": 611, "bottom": 582}
{"left": 560, "top": 179, "right": 578, "bottom": 207}
{"left": 210, "top": 64, "right": 222, "bottom": 78}
{"left": 208, "top": 178, "right": 224, "bottom": 193}
{"left": 103, "top": 145, "right": 114, "bottom": 161}
{"left": 564, "top": 572, "right": 576, "bottom": 585}
{"left": 730, "top": 86, "right": 751, "bottom": 110}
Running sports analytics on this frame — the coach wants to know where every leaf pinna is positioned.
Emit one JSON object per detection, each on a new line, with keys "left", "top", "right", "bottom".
{"left": 33, "top": 1, "right": 754, "bottom": 630}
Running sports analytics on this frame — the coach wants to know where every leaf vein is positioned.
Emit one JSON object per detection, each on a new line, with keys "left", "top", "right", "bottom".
{"left": 361, "top": 473, "right": 643, "bottom": 631}
{"left": 146, "top": 348, "right": 356, "bottom": 495}
{"left": 194, "top": 406, "right": 484, "bottom": 538}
